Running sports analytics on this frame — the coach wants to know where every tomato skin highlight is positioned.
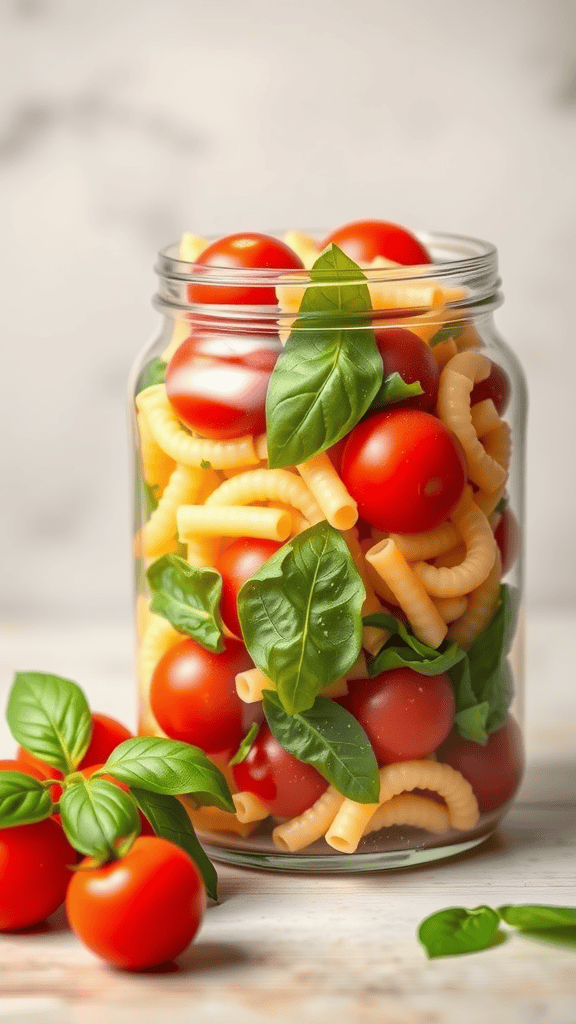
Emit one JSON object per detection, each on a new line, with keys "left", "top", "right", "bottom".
{"left": 150, "top": 638, "right": 251, "bottom": 753}
{"left": 232, "top": 724, "right": 328, "bottom": 818}
{"left": 340, "top": 668, "right": 455, "bottom": 764}
{"left": 375, "top": 327, "right": 440, "bottom": 412}
{"left": 436, "top": 716, "right": 524, "bottom": 812}
{"left": 218, "top": 537, "right": 282, "bottom": 637}
{"left": 165, "top": 332, "right": 280, "bottom": 440}
{"left": 341, "top": 408, "right": 466, "bottom": 534}
{"left": 322, "top": 219, "right": 431, "bottom": 266}
{"left": 66, "top": 836, "right": 205, "bottom": 970}
{"left": 0, "top": 817, "right": 75, "bottom": 931}
{"left": 470, "top": 360, "right": 511, "bottom": 415}
{"left": 189, "top": 232, "right": 303, "bottom": 305}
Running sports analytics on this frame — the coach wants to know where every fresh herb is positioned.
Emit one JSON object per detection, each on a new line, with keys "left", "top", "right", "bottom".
{"left": 368, "top": 371, "right": 424, "bottom": 414}
{"left": 418, "top": 906, "right": 502, "bottom": 958}
{"left": 238, "top": 521, "right": 365, "bottom": 714}
{"left": 136, "top": 357, "right": 167, "bottom": 393}
{"left": 364, "top": 612, "right": 466, "bottom": 677}
{"left": 263, "top": 691, "right": 380, "bottom": 803}
{"left": 131, "top": 789, "right": 218, "bottom": 900}
{"left": 266, "top": 245, "right": 382, "bottom": 468}
{"left": 143, "top": 481, "right": 160, "bottom": 514}
{"left": 228, "top": 723, "right": 260, "bottom": 767}
{"left": 498, "top": 905, "right": 576, "bottom": 931}
{"left": 200, "top": 459, "right": 212, "bottom": 469}
{"left": 146, "top": 553, "right": 224, "bottom": 654}
{"left": 7, "top": 672, "right": 92, "bottom": 774}
{"left": 429, "top": 323, "right": 465, "bottom": 347}
{"left": 495, "top": 496, "right": 509, "bottom": 515}
{"left": 59, "top": 777, "right": 141, "bottom": 859}
{"left": 0, "top": 771, "right": 54, "bottom": 827}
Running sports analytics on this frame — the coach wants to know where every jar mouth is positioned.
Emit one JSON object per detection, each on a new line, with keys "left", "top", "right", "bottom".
{"left": 154, "top": 230, "right": 501, "bottom": 323}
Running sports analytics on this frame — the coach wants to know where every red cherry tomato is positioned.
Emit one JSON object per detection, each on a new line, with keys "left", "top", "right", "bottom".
{"left": 0, "top": 817, "right": 75, "bottom": 931}
{"left": 375, "top": 328, "right": 439, "bottom": 412}
{"left": 322, "top": 219, "right": 431, "bottom": 266}
{"left": 218, "top": 538, "right": 282, "bottom": 637}
{"left": 79, "top": 765, "right": 154, "bottom": 836}
{"left": 470, "top": 360, "right": 510, "bottom": 415}
{"left": 436, "top": 716, "right": 524, "bottom": 812}
{"left": 189, "top": 232, "right": 303, "bottom": 305}
{"left": 340, "top": 668, "right": 455, "bottom": 764}
{"left": 0, "top": 758, "right": 47, "bottom": 781}
{"left": 232, "top": 724, "right": 327, "bottom": 818}
{"left": 66, "top": 836, "right": 205, "bottom": 969}
{"left": 18, "top": 712, "right": 132, "bottom": 788}
{"left": 150, "top": 638, "right": 251, "bottom": 753}
{"left": 341, "top": 408, "right": 466, "bottom": 534}
{"left": 495, "top": 507, "right": 521, "bottom": 575}
{"left": 166, "top": 331, "right": 280, "bottom": 440}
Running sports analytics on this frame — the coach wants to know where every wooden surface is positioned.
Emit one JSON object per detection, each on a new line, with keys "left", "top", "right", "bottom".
{"left": 0, "top": 611, "right": 575, "bottom": 1024}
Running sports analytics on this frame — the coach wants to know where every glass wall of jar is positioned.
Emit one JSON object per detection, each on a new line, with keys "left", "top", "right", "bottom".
{"left": 129, "top": 228, "right": 527, "bottom": 872}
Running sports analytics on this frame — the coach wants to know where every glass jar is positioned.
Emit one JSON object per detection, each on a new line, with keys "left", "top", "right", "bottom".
{"left": 130, "top": 229, "right": 527, "bottom": 872}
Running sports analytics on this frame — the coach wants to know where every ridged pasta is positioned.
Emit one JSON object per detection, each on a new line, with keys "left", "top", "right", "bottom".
{"left": 137, "top": 409, "right": 175, "bottom": 490}
{"left": 448, "top": 548, "right": 502, "bottom": 650}
{"left": 433, "top": 595, "right": 469, "bottom": 624}
{"left": 412, "top": 486, "right": 497, "bottom": 598}
{"left": 272, "top": 786, "right": 344, "bottom": 852}
{"left": 365, "top": 538, "right": 447, "bottom": 649}
{"left": 343, "top": 529, "right": 390, "bottom": 654}
{"left": 470, "top": 398, "right": 501, "bottom": 438}
{"left": 297, "top": 452, "right": 358, "bottom": 530}
{"left": 430, "top": 337, "right": 458, "bottom": 370}
{"left": 179, "top": 795, "right": 257, "bottom": 838}
{"left": 185, "top": 535, "right": 221, "bottom": 568}
{"left": 363, "top": 793, "right": 451, "bottom": 836}
{"left": 178, "top": 504, "right": 292, "bottom": 542}
{"left": 206, "top": 468, "right": 324, "bottom": 526}
{"left": 233, "top": 791, "right": 270, "bottom": 824}
{"left": 484, "top": 420, "right": 512, "bottom": 474}
{"left": 140, "top": 463, "right": 215, "bottom": 558}
{"left": 136, "top": 385, "right": 259, "bottom": 469}
{"left": 390, "top": 521, "right": 459, "bottom": 563}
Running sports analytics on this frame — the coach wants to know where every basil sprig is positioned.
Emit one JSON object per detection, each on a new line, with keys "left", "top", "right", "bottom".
{"left": 429, "top": 323, "right": 464, "bottom": 347}
{"left": 266, "top": 245, "right": 382, "bottom": 468}
{"left": 7, "top": 672, "right": 92, "bottom": 774}
{"left": 364, "top": 612, "right": 466, "bottom": 677}
{"left": 60, "top": 778, "right": 141, "bottom": 859}
{"left": 136, "top": 356, "right": 167, "bottom": 393}
{"left": 368, "top": 371, "right": 424, "bottom": 414}
{"left": 228, "top": 723, "right": 260, "bottom": 767}
{"left": 263, "top": 691, "right": 380, "bottom": 804}
{"left": 418, "top": 904, "right": 576, "bottom": 957}
{"left": 147, "top": 553, "right": 224, "bottom": 653}
{"left": 131, "top": 789, "right": 218, "bottom": 900}
{"left": 0, "top": 771, "right": 54, "bottom": 827}
{"left": 238, "top": 521, "right": 365, "bottom": 714}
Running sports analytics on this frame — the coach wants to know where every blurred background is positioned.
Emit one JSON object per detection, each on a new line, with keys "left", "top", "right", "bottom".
{"left": 1, "top": 0, "right": 575, "bottom": 627}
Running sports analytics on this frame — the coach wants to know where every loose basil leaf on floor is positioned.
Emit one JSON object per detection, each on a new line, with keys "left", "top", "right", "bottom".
{"left": 364, "top": 613, "right": 466, "bottom": 678}
{"left": 102, "top": 737, "right": 234, "bottom": 812}
{"left": 136, "top": 357, "right": 167, "bottom": 393}
{"left": 238, "top": 521, "right": 365, "bottom": 714}
{"left": 429, "top": 324, "right": 465, "bottom": 347}
{"left": 60, "top": 778, "right": 141, "bottom": 858}
{"left": 147, "top": 553, "right": 224, "bottom": 654}
{"left": 131, "top": 788, "right": 218, "bottom": 901}
{"left": 0, "top": 771, "right": 53, "bottom": 827}
{"left": 418, "top": 906, "right": 502, "bottom": 958}
{"left": 498, "top": 905, "right": 576, "bottom": 931}
{"left": 368, "top": 371, "right": 424, "bottom": 414}
{"left": 266, "top": 245, "right": 382, "bottom": 468}
{"left": 228, "top": 723, "right": 260, "bottom": 767}
{"left": 263, "top": 691, "right": 380, "bottom": 804}
{"left": 7, "top": 672, "right": 92, "bottom": 774}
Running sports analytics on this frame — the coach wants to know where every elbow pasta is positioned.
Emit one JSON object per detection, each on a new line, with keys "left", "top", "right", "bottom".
{"left": 233, "top": 792, "right": 270, "bottom": 824}
{"left": 363, "top": 793, "right": 451, "bottom": 836}
{"left": 206, "top": 468, "right": 324, "bottom": 526}
{"left": 365, "top": 538, "right": 448, "bottom": 648}
{"left": 297, "top": 452, "right": 358, "bottom": 530}
{"left": 412, "top": 486, "right": 497, "bottom": 598}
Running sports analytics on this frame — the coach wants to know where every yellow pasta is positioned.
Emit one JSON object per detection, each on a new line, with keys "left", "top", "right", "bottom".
{"left": 233, "top": 791, "right": 270, "bottom": 824}
{"left": 343, "top": 529, "right": 390, "bottom": 655}
{"left": 179, "top": 232, "right": 208, "bottom": 262}
{"left": 136, "top": 594, "right": 151, "bottom": 641}
{"left": 448, "top": 548, "right": 502, "bottom": 650}
{"left": 179, "top": 795, "right": 257, "bottom": 838}
{"left": 297, "top": 452, "right": 358, "bottom": 530}
{"left": 140, "top": 463, "right": 211, "bottom": 558}
{"left": 412, "top": 486, "right": 497, "bottom": 598}
{"left": 160, "top": 315, "right": 191, "bottom": 363}
{"left": 363, "top": 793, "right": 450, "bottom": 836}
{"left": 437, "top": 351, "right": 507, "bottom": 491}
{"left": 470, "top": 398, "right": 501, "bottom": 438}
{"left": 484, "top": 420, "right": 512, "bottom": 474}
{"left": 433, "top": 595, "right": 469, "bottom": 624}
{"left": 137, "top": 613, "right": 182, "bottom": 737}
{"left": 390, "top": 521, "right": 459, "bottom": 563}
{"left": 185, "top": 535, "right": 221, "bottom": 568}
{"left": 475, "top": 483, "right": 506, "bottom": 518}
{"left": 430, "top": 337, "right": 458, "bottom": 370}
{"left": 235, "top": 667, "right": 273, "bottom": 703}
{"left": 136, "top": 385, "right": 259, "bottom": 469}
{"left": 272, "top": 786, "right": 344, "bottom": 852}
{"left": 321, "top": 678, "right": 349, "bottom": 698}
{"left": 206, "top": 468, "right": 324, "bottom": 526}
{"left": 255, "top": 434, "right": 268, "bottom": 461}
{"left": 178, "top": 504, "right": 292, "bottom": 542}
{"left": 345, "top": 652, "right": 369, "bottom": 680}
{"left": 283, "top": 230, "right": 321, "bottom": 269}
{"left": 137, "top": 409, "right": 175, "bottom": 490}
{"left": 365, "top": 538, "right": 447, "bottom": 649}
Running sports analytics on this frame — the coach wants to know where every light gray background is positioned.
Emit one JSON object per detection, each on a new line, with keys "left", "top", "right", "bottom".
{"left": 1, "top": 0, "right": 575, "bottom": 624}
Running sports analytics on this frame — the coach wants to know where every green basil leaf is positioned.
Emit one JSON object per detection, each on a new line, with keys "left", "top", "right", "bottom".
{"left": 137, "top": 357, "right": 167, "bottom": 393}
{"left": 495, "top": 496, "right": 509, "bottom": 515}
{"left": 429, "top": 323, "right": 464, "bottom": 347}
{"left": 131, "top": 788, "right": 218, "bottom": 901}
{"left": 454, "top": 702, "right": 490, "bottom": 744}
{"left": 418, "top": 906, "right": 502, "bottom": 958}
{"left": 6, "top": 672, "right": 92, "bottom": 774}
{"left": 228, "top": 723, "right": 260, "bottom": 767}
{"left": 266, "top": 245, "right": 382, "bottom": 468}
{"left": 102, "top": 737, "right": 234, "bottom": 812}
{"left": 364, "top": 613, "right": 466, "bottom": 677}
{"left": 60, "top": 778, "right": 141, "bottom": 858}
{"left": 143, "top": 481, "right": 160, "bottom": 514}
{"left": 0, "top": 771, "right": 53, "bottom": 827}
{"left": 146, "top": 553, "right": 224, "bottom": 654}
{"left": 263, "top": 691, "right": 380, "bottom": 803}
{"left": 498, "top": 905, "right": 576, "bottom": 931}
{"left": 462, "top": 585, "right": 517, "bottom": 736}
{"left": 238, "top": 521, "right": 365, "bottom": 714}
{"left": 369, "top": 371, "right": 423, "bottom": 413}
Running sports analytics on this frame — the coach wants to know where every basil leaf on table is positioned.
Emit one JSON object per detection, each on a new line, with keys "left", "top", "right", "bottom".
{"left": 418, "top": 905, "right": 502, "bottom": 958}
{"left": 266, "top": 245, "right": 382, "bottom": 468}
{"left": 498, "top": 905, "right": 576, "bottom": 931}
{"left": 146, "top": 553, "right": 224, "bottom": 654}
{"left": 60, "top": 778, "right": 141, "bottom": 858}
{"left": 429, "top": 324, "right": 464, "bottom": 347}
{"left": 364, "top": 612, "right": 466, "bottom": 677}
{"left": 131, "top": 788, "right": 218, "bottom": 901}
{"left": 102, "top": 736, "right": 234, "bottom": 812}
{"left": 228, "top": 723, "right": 260, "bottom": 767}
{"left": 238, "top": 521, "right": 365, "bottom": 714}
{"left": 0, "top": 771, "right": 53, "bottom": 827}
{"left": 263, "top": 691, "right": 380, "bottom": 804}
{"left": 368, "top": 371, "right": 424, "bottom": 414}
{"left": 6, "top": 672, "right": 92, "bottom": 774}
{"left": 136, "top": 357, "right": 167, "bottom": 393}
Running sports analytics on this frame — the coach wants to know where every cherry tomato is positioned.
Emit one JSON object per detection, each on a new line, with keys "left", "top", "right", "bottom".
{"left": 79, "top": 765, "right": 155, "bottom": 836}
{"left": 66, "top": 836, "right": 205, "bottom": 969}
{"left": 495, "top": 507, "right": 521, "bottom": 575}
{"left": 0, "top": 758, "right": 46, "bottom": 781}
{"left": 218, "top": 538, "right": 282, "bottom": 637}
{"left": 470, "top": 360, "right": 510, "bottom": 415}
{"left": 340, "top": 668, "right": 455, "bottom": 764}
{"left": 150, "top": 638, "right": 251, "bottom": 753}
{"left": 232, "top": 724, "right": 327, "bottom": 818}
{"left": 189, "top": 232, "right": 303, "bottom": 305}
{"left": 375, "top": 327, "right": 439, "bottom": 412}
{"left": 341, "top": 408, "right": 466, "bottom": 534}
{"left": 18, "top": 712, "right": 132, "bottom": 786}
{"left": 436, "top": 716, "right": 524, "bottom": 812}
{"left": 322, "top": 219, "right": 431, "bottom": 265}
{"left": 165, "top": 331, "right": 280, "bottom": 440}
{"left": 0, "top": 817, "right": 75, "bottom": 931}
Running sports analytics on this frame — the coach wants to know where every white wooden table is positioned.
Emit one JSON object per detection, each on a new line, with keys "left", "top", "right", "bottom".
{"left": 1, "top": 611, "right": 575, "bottom": 1024}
